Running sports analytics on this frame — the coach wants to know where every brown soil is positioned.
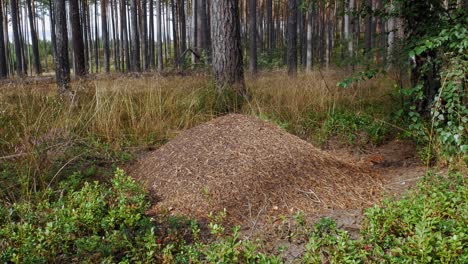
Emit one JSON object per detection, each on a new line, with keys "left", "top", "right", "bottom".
{"left": 130, "top": 114, "right": 383, "bottom": 224}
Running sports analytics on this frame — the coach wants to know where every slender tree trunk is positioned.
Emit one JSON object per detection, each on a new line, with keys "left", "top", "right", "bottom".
{"left": 81, "top": 0, "right": 89, "bottom": 72}
{"left": 348, "top": 0, "right": 354, "bottom": 58}
{"left": 131, "top": 0, "right": 140, "bottom": 71}
{"left": 387, "top": 0, "right": 395, "bottom": 67}
{"left": 0, "top": 0, "right": 7, "bottom": 78}
{"left": 149, "top": 0, "right": 155, "bottom": 68}
{"left": 10, "top": 0, "right": 22, "bottom": 76}
{"left": 86, "top": 1, "right": 93, "bottom": 71}
{"left": 171, "top": 0, "right": 179, "bottom": 67}
{"left": 156, "top": 0, "right": 163, "bottom": 71}
{"left": 25, "top": 0, "right": 41, "bottom": 75}
{"left": 178, "top": 0, "right": 187, "bottom": 53}
{"left": 197, "top": 0, "right": 209, "bottom": 57}
{"left": 306, "top": 3, "right": 314, "bottom": 71}
{"left": 101, "top": 0, "right": 110, "bottom": 73}
{"left": 69, "top": 0, "right": 86, "bottom": 76}
{"left": 111, "top": 0, "right": 119, "bottom": 71}
{"left": 364, "top": 0, "right": 372, "bottom": 58}
{"left": 211, "top": 0, "right": 245, "bottom": 95}
{"left": 121, "top": 0, "right": 131, "bottom": 71}
{"left": 249, "top": 0, "right": 257, "bottom": 74}
{"left": 54, "top": 0, "right": 70, "bottom": 94}
{"left": 287, "top": 0, "right": 298, "bottom": 76}
{"left": 192, "top": 0, "right": 198, "bottom": 65}
{"left": 141, "top": 0, "right": 148, "bottom": 70}
{"left": 94, "top": 0, "right": 99, "bottom": 72}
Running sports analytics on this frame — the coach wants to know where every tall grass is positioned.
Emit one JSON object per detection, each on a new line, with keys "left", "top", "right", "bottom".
{"left": 0, "top": 71, "right": 395, "bottom": 201}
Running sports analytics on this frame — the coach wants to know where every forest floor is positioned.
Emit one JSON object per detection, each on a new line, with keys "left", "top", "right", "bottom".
{"left": 249, "top": 139, "right": 429, "bottom": 262}
{"left": 4, "top": 72, "right": 462, "bottom": 262}
{"left": 127, "top": 113, "right": 429, "bottom": 262}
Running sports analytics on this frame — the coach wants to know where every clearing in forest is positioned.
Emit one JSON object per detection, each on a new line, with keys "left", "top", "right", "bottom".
{"left": 131, "top": 114, "right": 383, "bottom": 224}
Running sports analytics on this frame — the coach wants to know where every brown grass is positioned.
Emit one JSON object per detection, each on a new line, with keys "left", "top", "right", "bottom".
{"left": 0, "top": 70, "right": 394, "bottom": 198}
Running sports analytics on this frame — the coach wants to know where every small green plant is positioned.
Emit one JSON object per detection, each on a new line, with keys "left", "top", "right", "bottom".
{"left": 320, "top": 111, "right": 391, "bottom": 146}
{"left": 0, "top": 169, "right": 158, "bottom": 263}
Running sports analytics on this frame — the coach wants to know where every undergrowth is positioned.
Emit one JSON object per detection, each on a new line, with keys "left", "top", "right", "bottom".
{"left": 1, "top": 169, "right": 465, "bottom": 263}
{"left": 1, "top": 73, "right": 465, "bottom": 262}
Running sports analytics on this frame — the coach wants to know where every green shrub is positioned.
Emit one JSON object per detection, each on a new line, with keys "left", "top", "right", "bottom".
{"left": 301, "top": 172, "right": 467, "bottom": 263}
{"left": 0, "top": 169, "right": 158, "bottom": 263}
{"left": 320, "top": 111, "right": 391, "bottom": 146}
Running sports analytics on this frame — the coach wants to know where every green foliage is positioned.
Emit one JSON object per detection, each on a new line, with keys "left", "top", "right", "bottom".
{"left": 301, "top": 172, "right": 467, "bottom": 263}
{"left": 0, "top": 169, "right": 158, "bottom": 263}
{"left": 320, "top": 111, "right": 391, "bottom": 146}
{"left": 362, "top": 172, "right": 467, "bottom": 262}
{"left": 337, "top": 68, "right": 386, "bottom": 89}
{"left": 398, "top": 10, "right": 467, "bottom": 160}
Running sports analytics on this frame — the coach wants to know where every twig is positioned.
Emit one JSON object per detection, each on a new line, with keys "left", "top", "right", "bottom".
{"left": 45, "top": 153, "right": 84, "bottom": 192}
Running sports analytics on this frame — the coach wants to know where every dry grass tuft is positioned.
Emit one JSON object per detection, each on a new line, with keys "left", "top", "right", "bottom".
{"left": 0, "top": 71, "right": 394, "bottom": 198}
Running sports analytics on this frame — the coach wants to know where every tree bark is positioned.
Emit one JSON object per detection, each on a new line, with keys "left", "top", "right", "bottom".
{"left": 131, "top": 0, "right": 140, "bottom": 71}
{"left": 306, "top": 3, "right": 314, "bottom": 71}
{"left": 10, "top": 0, "right": 23, "bottom": 76}
{"left": 25, "top": 0, "right": 41, "bottom": 75}
{"left": 171, "top": 0, "right": 179, "bottom": 67}
{"left": 211, "top": 0, "right": 245, "bottom": 94}
{"left": 70, "top": 0, "right": 86, "bottom": 76}
{"left": 287, "top": 0, "right": 298, "bottom": 76}
{"left": 149, "top": 0, "right": 155, "bottom": 68}
{"left": 120, "top": 0, "right": 131, "bottom": 71}
{"left": 364, "top": 0, "right": 372, "bottom": 58}
{"left": 54, "top": 0, "right": 70, "bottom": 94}
{"left": 156, "top": 0, "right": 163, "bottom": 71}
{"left": 101, "top": 0, "right": 110, "bottom": 73}
{"left": 249, "top": 0, "right": 257, "bottom": 74}
{"left": 0, "top": 0, "right": 7, "bottom": 78}
{"left": 94, "top": 0, "right": 99, "bottom": 73}
{"left": 197, "top": 0, "right": 209, "bottom": 58}
{"left": 141, "top": 0, "right": 148, "bottom": 70}
{"left": 192, "top": 0, "right": 198, "bottom": 65}
{"left": 178, "top": 0, "right": 187, "bottom": 54}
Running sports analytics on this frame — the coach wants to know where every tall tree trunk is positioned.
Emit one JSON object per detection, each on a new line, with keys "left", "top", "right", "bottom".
{"left": 121, "top": 0, "right": 131, "bottom": 71}
{"left": 197, "top": 0, "right": 209, "bottom": 57}
{"left": 306, "top": 3, "right": 314, "bottom": 71}
{"left": 131, "top": 0, "right": 140, "bottom": 71}
{"left": 0, "top": 0, "right": 7, "bottom": 78}
{"left": 287, "top": 0, "right": 298, "bottom": 76}
{"left": 171, "top": 0, "right": 179, "bottom": 67}
{"left": 70, "top": 0, "right": 86, "bottom": 76}
{"left": 111, "top": 0, "right": 119, "bottom": 71}
{"left": 141, "top": 0, "right": 148, "bottom": 70}
{"left": 387, "top": 0, "right": 395, "bottom": 67}
{"left": 211, "top": 0, "right": 245, "bottom": 94}
{"left": 54, "top": 0, "right": 70, "bottom": 94}
{"left": 178, "top": 0, "right": 187, "bottom": 53}
{"left": 10, "top": 0, "right": 22, "bottom": 76}
{"left": 191, "top": 0, "right": 198, "bottom": 65}
{"left": 102, "top": 0, "right": 110, "bottom": 73}
{"left": 94, "top": 0, "right": 99, "bottom": 72}
{"left": 81, "top": 0, "right": 89, "bottom": 72}
{"left": 348, "top": 0, "right": 354, "bottom": 58}
{"left": 156, "top": 0, "right": 163, "bottom": 71}
{"left": 149, "top": 0, "right": 155, "bottom": 68}
{"left": 249, "top": 0, "right": 257, "bottom": 74}
{"left": 86, "top": 1, "right": 93, "bottom": 71}
{"left": 41, "top": 13, "right": 48, "bottom": 73}
{"left": 25, "top": 0, "right": 41, "bottom": 75}
{"left": 364, "top": 0, "right": 372, "bottom": 58}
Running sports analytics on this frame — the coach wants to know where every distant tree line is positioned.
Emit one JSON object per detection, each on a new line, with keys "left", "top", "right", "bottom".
{"left": 0, "top": 0, "right": 465, "bottom": 93}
